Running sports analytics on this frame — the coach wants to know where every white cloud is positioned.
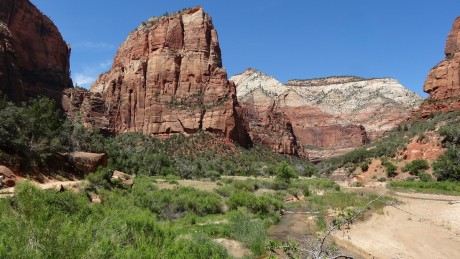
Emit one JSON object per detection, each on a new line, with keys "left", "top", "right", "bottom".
{"left": 72, "top": 41, "right": 115, "bottom": 50}
{"left": 74, "top": 74, "right": 96, "bottom": 87}
{"left": 72, "top": 60, "right": 112, "bottom": 88}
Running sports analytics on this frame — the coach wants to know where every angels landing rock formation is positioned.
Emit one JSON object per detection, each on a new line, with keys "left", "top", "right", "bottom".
{"left": 63, "top": 7, "right": 250, "bottom": 146}
{"left": 231, "top": 69, "right": 423, "bottom": 161}
{"left": 419, "top": 16, "right": 460, "bottom": 116}
{"left": 0, "top": 0, "right": 72, "bottom": 102}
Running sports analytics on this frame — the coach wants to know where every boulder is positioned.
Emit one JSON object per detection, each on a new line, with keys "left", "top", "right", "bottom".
{"left": 64, "top": 152, "right": 107, "bottom": 173}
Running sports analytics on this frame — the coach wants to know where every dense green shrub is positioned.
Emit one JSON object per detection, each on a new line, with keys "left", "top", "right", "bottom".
{"left": 402, "top": 159, "right": 429, "bottom": 176}
{"left": 228, "top": 212, "right": 267, "bottom": 255}
{"left": 419, "top": 173, "right": 433, "bottom": 182}
{"left": 275, "top": 161, "right": 298, "bottom": 184}
{"left": 0, "top": 182, "right": 181, "bottom": 258}
{"left": 384, "top": 161, "right": 398, "bottom": 177}
{"left": 389, "top": 180, "right": 460, "bottom": 195}
{"left": 433, "top": 148, "right": 460, "bottom": 181}
{"left": 164, "top": 234, "right": 229, "bottom": 259}
{"left": 132, "top": 185, "right": 223, "bottom": 219}
{"left": 226, "top": 190, "right": 282, "bottom": 217}
{"left": 433, "top": 122, "right": 460, "bottom": 181}
{"left": 359, "top": 161, "right": 369, "bottom": 171}
{"left": 0, "top": 96, "right": 64, "bottom": 164}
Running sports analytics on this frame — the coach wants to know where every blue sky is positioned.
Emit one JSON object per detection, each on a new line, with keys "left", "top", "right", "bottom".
{"left": 31, "top": 1, "right": 460, "bottom": 97}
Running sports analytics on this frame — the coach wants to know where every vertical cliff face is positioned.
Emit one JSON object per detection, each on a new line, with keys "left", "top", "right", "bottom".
{"left": 421, "top": 17, "right": 460, "bottom": 116}
{"left": 0, "top": 0, "right": 72, "bottom": 102}
{"left": 231, "top": 69, "right": 299, "bottom": 155}
{"left": 64, "top": 7, "right": 250, "bottom": 145}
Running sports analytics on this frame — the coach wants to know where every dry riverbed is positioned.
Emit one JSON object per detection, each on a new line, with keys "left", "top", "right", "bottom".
{"left": 335, "top": 190, "right": 460, "bottom": 258}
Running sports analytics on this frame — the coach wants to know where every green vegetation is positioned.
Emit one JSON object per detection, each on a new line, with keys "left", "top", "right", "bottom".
{"left": 275, "top": 161, "right": 298, "bottom": 183}
{"left": 389, "top": 180, "right": 460, "bottom": 196}
{"left": 0, "top": 182, "right": 229, "bottom": 258}
{"left": 383, "top": 160, "right": 398, "bottom": 177}
{"left": 402, "top": 159, "right": 429, "bottom": 176}
{"left": 359, "top": 161, "right": 369, "bottom": 171}
{"left": 319, "top": 111, "right": 460, "bottom": 175}
{"left": 0, "top": 96, "right": 64, "bottom": 167}
{"left": 433, "top": 124, "right": 460, "bottom": 181}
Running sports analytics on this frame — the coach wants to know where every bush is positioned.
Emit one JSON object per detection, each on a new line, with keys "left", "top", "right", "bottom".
{"left": 164, "top": 234, "right": 229, "bottom": 258}
{"left": 275, "top": 161, "right": 298, "bottom": 184}
{"left": 384, "top": 161, "right": 398, "bottom": 177}
{"left": 228, "top": 212, "right": 267, "bottom": 255}
{"left": 133, "top": 185, "right": 223, "bottom": 219}
{"left": 359, "top": 162, "right": 369, "bottom": 171}
{"left": 419, "top": 173, "right": 432, "bottom": 182}
{"left": 0, "top": 96, "right": 64, "bottom": 164}
{"left": 433, "top": 148, "right": 460, "bottom": 181}
{"left": 402, "top": 159, "right": 429, "bottom": 176}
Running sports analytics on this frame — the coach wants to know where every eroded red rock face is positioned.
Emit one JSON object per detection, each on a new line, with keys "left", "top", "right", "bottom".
{"left": 65, "top": 7, "right": 250, "bottom": 146}
{"left": 240, "top": 100, "right": 299, "bottom": 156}
{"left": 0, "top": 0, "right": 72, "bottom": 102}
{"left": 420, "top": 17, "right": 460, "bottom": 116}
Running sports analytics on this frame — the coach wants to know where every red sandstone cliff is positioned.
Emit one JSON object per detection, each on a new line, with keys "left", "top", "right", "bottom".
{"left": 63, "top": 7, "right": 250, "bottom": 145}
{"left": 419, "top": 17, "right": 460, "bottom": 116}
{"left": 0, "top": 0, "right": 72, "bottom": 102}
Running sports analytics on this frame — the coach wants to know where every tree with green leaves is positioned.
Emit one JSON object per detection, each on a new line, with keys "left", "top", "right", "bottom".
{"left": 275, "top": 161, "right": 298, "bottom": 184}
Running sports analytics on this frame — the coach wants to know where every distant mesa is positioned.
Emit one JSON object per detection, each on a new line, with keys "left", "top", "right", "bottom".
{"left": 230, "top": 68, "right": 423, "bottom": 161}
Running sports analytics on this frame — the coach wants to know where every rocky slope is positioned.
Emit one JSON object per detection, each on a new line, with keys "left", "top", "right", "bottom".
{"left": 63, "top": 7, "right": 250, "bottom": 146}
{"left": 0, "top": 0, "right": 72, "bottom": 102}
{"left": 418, "top": 16, "right": 460, "bottom": 116}
{"left": 231, "top": 69, "right": 423, "bottom": 160}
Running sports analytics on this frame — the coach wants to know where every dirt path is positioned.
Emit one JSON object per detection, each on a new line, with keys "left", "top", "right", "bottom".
{"left": 335, "top": 189, "right": 460, "bottom": 258}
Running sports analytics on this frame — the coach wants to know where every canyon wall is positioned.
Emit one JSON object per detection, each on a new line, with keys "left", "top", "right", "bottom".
{"left": 64, "top": 7, "right": 250, "bottom": 146}
{"left": 419, "top": 16, "right": 460, "bottom": 116}
{"left": 0, "top": 0, "right": 72, "bottom": 102}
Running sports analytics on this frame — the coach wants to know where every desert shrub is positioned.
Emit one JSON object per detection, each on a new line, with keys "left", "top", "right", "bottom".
{"left": 86, "top": 167, "right": 113, "bottom": 191}
{"left": 433, "top": 147, "right": 460, "bottom": 181}
{"left": 389, "top": 180, "right": 460, "bottom": 195}
{"left": 433, "top": 122, "right": 460, "bottom": 181}
{"left": 214, "top": 185, "right": 237, "bottom": 197}
{"left": 359, "top": 161, "right": 369, "bottom": 171}
{"left": 402, "top": 159, "right": 429, "bottom": 176}
{"left": 226, "top": 190, "right": 282, "bottom": 217}
{"left": 384, "top": 161, "right": 398, "bottom": 177}
{"left": 275, "top": 161, "right": 298, "bottom": 184}
{"left": 231, "top": 179, "right": 259, "bottom": 192}
{"left": 133, "top": 186, "right": 223, "bottom": 219}
{"left": 439, "top": 124, "right": 460, "bottom": 146}
{"left": 0, "top": 182, "right": 180, "bottom": 258}
{"left": 227, "top": 190, "right": 255, "bottom": 210}
{"left": 0, "top": 96, "right": 65, "bottom": 165}
{"left": 419, "top": 173, "right": 433, "bottom": 182}
{"left": 164, "top": 234, "right": 229, "bottom": 259}
{"left": 228, "top": 212, "right": 267, "bottom": 255}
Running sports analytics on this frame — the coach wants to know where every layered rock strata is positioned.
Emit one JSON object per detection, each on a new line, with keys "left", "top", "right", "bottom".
{"left": 0, "top": 0, "right": 72, "bottom": 102}
{"left": 231, "top": 69, "right": 423, "bottom": 160}
{"left": 64, "top": 7, "right": 250, "bottom": 145}
{"left": 419, "top": 16, "right": 460, "bottom": 116}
